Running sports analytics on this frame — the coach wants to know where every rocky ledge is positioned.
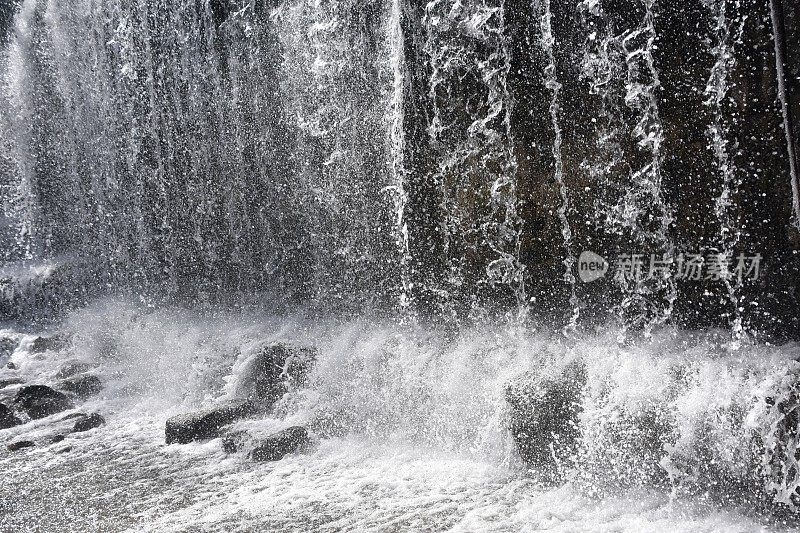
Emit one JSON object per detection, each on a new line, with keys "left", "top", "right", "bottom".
{"left": 165, "top": 343, "right": 316, "bottom": 463}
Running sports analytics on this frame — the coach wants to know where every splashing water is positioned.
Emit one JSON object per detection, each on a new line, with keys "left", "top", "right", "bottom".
{"left": 2, "top": 299, "right": 800, "bottom": 529}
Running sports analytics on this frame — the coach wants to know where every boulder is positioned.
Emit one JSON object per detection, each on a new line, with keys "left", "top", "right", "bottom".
{"left": 235, "top": 343, "right": 316, "bottom": 408}
{"left": 29, "top": 334, "right": 70, "bottom": 354}
{"left": 0, "top": 403, "right": 21, "bottom": 429}
{"left": 55, "top": 360, "right": 91, "bottom": 379}
{"left": 72, "top": 413, "right": 105, "bottom": 433}
{"left": 7, "top": 440, "right": 34, "bottom": 452}
{"left": 59, "top": 374, "right": 102, "bottom": 399}
{"left": 505, "top": 360, "right": 586, "bottom": 481}
{"left": 13, "top": 385, "right": 73, "bottom": 420}
{"left": 165, "top": 401, "right": 257, "bottom": 444}
{"left": 221, "top": 429, "right": 252, "bottom": 454}
{"left": 0, "top": 337, "right": 16, "bottom": 363}
{"left": 0, "top": 377, "right": 23, "bottom": 389}
{"left": 6, "top": 362, "right": 17, "bottom": 370}
{"left": 249, "top": 426, "right": 310, "bottom": 462}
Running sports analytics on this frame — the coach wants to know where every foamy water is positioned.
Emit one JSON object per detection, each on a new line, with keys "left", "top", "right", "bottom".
{"left": 0, "top": 299, "right": 798, "bottom": 532}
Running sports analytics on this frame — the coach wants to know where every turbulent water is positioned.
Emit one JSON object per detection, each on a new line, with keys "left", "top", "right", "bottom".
{"left": 0, "top": 299, "right": 799, "bottom": 531}
{"left": 0, "top": 0, "right": 799, "bottom": 531}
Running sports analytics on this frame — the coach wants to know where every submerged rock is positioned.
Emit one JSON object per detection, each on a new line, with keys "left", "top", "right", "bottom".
{"left": 59, "top": 374, "right": 102, "bottom": 399}
{"left": 13, "top": 385, "right": 73, "bottom": 420}
{"left": 55, "top": 360, "right": 92, "bottom": 379}
{"left": 221, "top": 429, "right": 252, "bottom": 454}
{"left": 0, "top": 403, "right": 21, "bottom": 429}
{"left": 165, "top": 401, "right": 257, "bottom": 444}
{"left": 0, "top": 337, "right": 16, "bottom": 362}
{"left": 29, "top": 334, "right": 71, "bottom": 354}
{"left": 249, "top": 426, "right": 310, "bottom": 462}
{"left": 59, "top": 412, "right": 87, "bottom": 421}
{"left": 0, "top": 377, "right": 24, "bottom": 389}
{"left": 50, "top": 434, "right": 65, "bottom": 444}
{"left": 72, "top": 413, "right": 105, "bottom": 433}
{"left": 235, "top": 343, "right": 316, "bottom": 409}
{"left": 7, "top": 440, "right": 34, "bottom": 451}
{"left": 506, "top": 360, "right": 586, "bottom": 481}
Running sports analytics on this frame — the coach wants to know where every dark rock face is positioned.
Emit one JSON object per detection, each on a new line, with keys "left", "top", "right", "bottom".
{"left": 235, "top": 344, "right": 316, "bottom": 408}
{"left": 55, "top": 360, "right": 91, "bottom": 379}
{"left": 165, "top": 401, "right": 257, "bottom": 444}
{"left": 72, "top": 413, "right": 104, "bottom": 432}
{"left": 505, "top": 361, "right": 586, "bottom": 481}
{"left": 7, "top": 440, "right": 34, "bottom": 451}
{"left": 30, "top": 334, "right": 71, "bottom": 354}
{"left": 59, "top": 374, "right": 102, "bottom": 399}
{"left": 249, "top": 426, "right": 310, "bottom": 462}
{"left": 0, "top": 403, "right": 21, "bottom": 429}
{"left": 13, "top": 385, "right": 73, "bottom": 420}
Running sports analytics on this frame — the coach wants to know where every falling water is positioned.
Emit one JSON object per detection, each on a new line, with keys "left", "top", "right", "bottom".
{"left": 578, "top": 0, "right": 629, "bottom": 209}
{"left": 618, "top": 0, "right": 676, "bottom": 337}
{"left": 423, "top": 0, "right": 526, "bottom": 321}
{"left": 386, "top": 0, "right": 412, "bottom": 315}
{"left": 0, "top": 0, "right": 796, "bottom": 329}
{"left": 275, "top": 0, "right": 398, "bottom": 308}
{"left": 703, "top": 0, "right": 746, "bottom": 341}
{"left": 538, "top": 0, "right": 578, "bottom": 334}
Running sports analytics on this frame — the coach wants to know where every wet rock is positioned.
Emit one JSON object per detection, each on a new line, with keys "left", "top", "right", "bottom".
{"left": 30, "top": 334, "right": 71, "bottom": 354}
{"left": 59, "top": 374, "right": 102, "bottom": 399}
{"left": 13, "top": 385, "right": 73, "bottom": 420}
{"left": 235, "top": 343, "right": 316, "bottom": 408}
{"left": 505, "top": 360, "right": 586, "bottom": 481}
{"left": 221, "top": 429, "right": 252, "bottom": 454}
{"left": 7, "top": 440, "right": 34, "bottom": 451}
{"left": 0, "top": 377, "right": 24, "bottom": 389}
{"left": 6, "top": 362, "right": 17, "bottom": 370}
{"left": 59, "top": 412, "right": 87, "bottom": 421}
{"left": 165, "top": 401, "right": 258, "bottom": 444}
{"left": 0, "top": 403, "right": 21, "bottom": 429}
{"left": 55, "top": 360, "right": 91, "bottom": 379}
{"left": 50, "top": 434, "right": 65, "bottom": 444}
{"left": 0, "top": 337, "right": 16, "bottom": 362}
{"left": 72, "top": 413, "right": 104, "bottom": 433}
{"left": 249, "top": 426, "right": 310, "bottom": 462}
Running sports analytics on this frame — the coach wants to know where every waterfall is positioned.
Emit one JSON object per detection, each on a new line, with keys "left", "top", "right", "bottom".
{"left": 0, "top": 0, "right": 797, "bottom": 334}
{"left": 386, "top": 0, "right": 412, "bottom": 314}
{"left": 577, "top": 0, "right": 629, "bottom": 256}
{"left": 1, "top": 0, "right": 399, "bottom": 308}
{"left": 423, "top": 0, "right": 526, "bottom": 321}
{"left": 618, "top": 0, "right": 675, "bottom": 337}
{"left": 703, "top": 0, "right": 746, "bottom": 341}
{"left": 578, "top": 0, "right": 628, "bottom": 212}
{"left": 538, "top": 0, "right": 578, "bottom": 334}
